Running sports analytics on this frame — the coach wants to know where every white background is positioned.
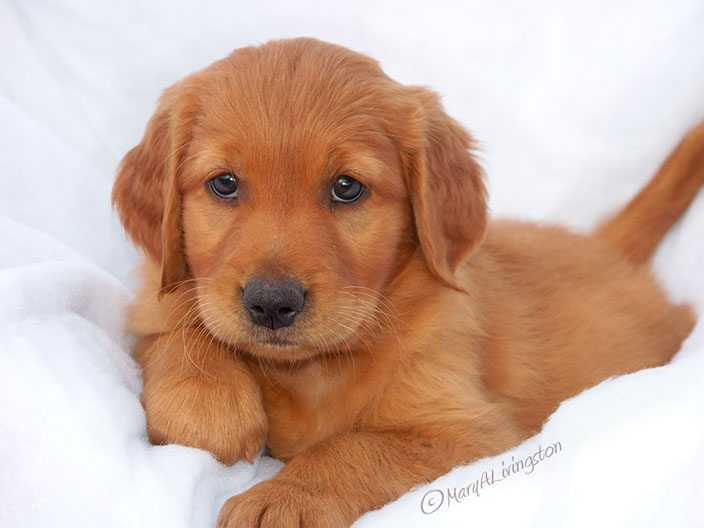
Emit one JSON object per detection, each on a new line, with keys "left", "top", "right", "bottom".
{"left": 1, "top": 1, "right": 704, "bottom": 527}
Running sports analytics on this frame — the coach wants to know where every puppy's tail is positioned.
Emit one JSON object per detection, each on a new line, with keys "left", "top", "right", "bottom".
{"left": 595, "top": 120, "right": 704, "bottom": 265}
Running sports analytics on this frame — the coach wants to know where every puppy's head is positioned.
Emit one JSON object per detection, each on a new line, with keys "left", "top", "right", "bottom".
{"left": 113, "top": 38, "right": 486, "bottom": 362}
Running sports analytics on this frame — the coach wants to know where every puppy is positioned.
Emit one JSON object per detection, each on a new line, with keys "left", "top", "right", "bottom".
{"left": 112, "top": 38, "right": 703, "bottom": 527}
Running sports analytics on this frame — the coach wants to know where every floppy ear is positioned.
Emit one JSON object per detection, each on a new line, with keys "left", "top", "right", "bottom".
{"left": 399, "top": 87, "right": 488, "bottom": 292}
{"left": 112, "top": 84, "right": 194, "bottom": 294}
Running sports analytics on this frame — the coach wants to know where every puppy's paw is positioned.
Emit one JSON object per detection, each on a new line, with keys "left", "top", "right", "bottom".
{"left": 142, "top": 369, "right": 268, "bottom": 465}
{"left": 217, "top": 479, "right": 348, "bottom": 528}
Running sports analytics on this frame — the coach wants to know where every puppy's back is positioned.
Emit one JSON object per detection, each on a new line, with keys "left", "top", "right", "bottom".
{"left": 478, "top": 219, "right": 695, "bottom": 433}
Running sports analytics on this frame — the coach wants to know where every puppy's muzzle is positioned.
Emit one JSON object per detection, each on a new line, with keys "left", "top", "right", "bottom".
{"left": 243, "top": 278, "right": 306, "bottom": 330}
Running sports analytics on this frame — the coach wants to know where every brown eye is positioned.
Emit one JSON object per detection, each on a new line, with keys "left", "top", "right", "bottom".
{"left": 209, "top": 173, "right": 238, "bottom": 198}
{"left": 331, "top": 175, "right": 364, "bottom": 203}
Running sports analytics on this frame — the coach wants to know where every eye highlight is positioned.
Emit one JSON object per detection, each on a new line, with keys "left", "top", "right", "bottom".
{"left": 209, "top": 173, "right": 239, "bottom": 199}
{"left": 331, "top": 174, "right": 365, "bottom": 203}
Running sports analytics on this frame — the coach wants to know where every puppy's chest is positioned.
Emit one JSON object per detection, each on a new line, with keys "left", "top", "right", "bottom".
{"left": 258, "top": 366, "right": 367, "bottom": 460}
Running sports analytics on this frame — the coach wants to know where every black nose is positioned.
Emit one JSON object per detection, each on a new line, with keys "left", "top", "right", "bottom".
{"left": 242, "top": 278, "right": 306, "bottom": 330}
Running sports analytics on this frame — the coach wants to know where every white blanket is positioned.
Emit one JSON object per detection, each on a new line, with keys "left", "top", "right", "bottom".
{"left": 2, "top": 1, "right": 704, "bottom": 526}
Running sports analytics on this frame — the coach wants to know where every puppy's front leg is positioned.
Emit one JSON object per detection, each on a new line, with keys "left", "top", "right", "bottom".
{"left": 136, "top": 327, "right": 268, "bottom": 465}
{"left": 217, "top": 424, "right": 516, "bottom": 527}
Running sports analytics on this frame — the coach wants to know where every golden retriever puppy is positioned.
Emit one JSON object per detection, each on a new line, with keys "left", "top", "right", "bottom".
{"left": 112, "top": 38, "right": 703, "bottom": 527}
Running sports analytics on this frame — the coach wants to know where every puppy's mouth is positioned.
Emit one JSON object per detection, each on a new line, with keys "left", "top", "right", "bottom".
{"left": 240, "top": 323, "right": 314, "bottom": 352}
{"left": 241, "top": 332, "right": 326, "bottom": 363}
{"left": 258, "top": 334, "right": 297, "bottom": 348}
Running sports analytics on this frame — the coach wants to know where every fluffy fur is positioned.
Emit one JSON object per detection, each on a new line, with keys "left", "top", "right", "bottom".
{"left": 112, "top": 38, "right": 703, "bottom": 527}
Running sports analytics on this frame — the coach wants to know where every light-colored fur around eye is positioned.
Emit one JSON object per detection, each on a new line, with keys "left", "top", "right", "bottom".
{"left": 112, "top": 38, "right": 703, "bottom": 528}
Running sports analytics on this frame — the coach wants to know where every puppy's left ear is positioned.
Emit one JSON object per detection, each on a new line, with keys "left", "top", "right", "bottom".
{"left": 397, "top": 86, "right": 488, "bottom": 292}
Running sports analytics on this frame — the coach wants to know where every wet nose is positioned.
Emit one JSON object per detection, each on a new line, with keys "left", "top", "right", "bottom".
{"left": 242, "top": 278, "right": 306, "bottom": 329}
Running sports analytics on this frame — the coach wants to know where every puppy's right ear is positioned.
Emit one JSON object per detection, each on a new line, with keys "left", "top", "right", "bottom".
{"left": 112, "top": 83, "right": 194, "bottom": 294}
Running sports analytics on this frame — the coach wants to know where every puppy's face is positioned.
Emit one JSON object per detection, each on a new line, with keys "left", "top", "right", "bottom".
{"left": 179, "top": 70, "right": 413, "bottom": 361}
{"left": 113, "top": 39, "right": 487, "bottom": 362}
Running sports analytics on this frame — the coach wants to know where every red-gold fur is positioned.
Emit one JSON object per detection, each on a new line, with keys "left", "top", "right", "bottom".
{"left": 112, "top": 38, "right": 703, "bottom": 527}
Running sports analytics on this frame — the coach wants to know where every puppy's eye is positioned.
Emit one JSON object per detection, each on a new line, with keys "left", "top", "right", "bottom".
{"left": 331, "top": 175, "right": 365, "bottom": 203}
{"left": 209, "top": 173, "right": 239, "bottom": 198}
